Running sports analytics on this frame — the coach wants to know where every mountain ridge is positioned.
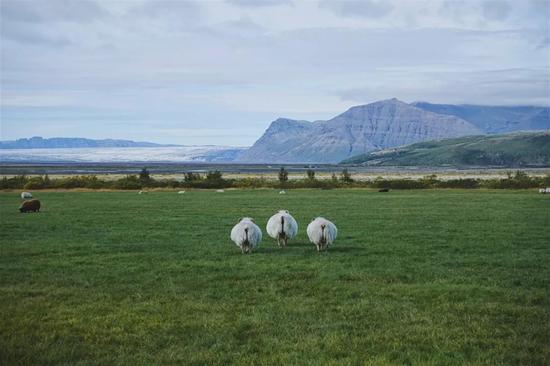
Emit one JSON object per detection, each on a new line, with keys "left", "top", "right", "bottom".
{"left": 0, "top": 136, "right": 182, "bottom": 149}
{"left": 238, "top": 98, "right": 483, "bottom": 163}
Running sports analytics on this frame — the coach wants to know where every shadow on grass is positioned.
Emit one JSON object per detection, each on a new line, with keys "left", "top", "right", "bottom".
{"left": 250, "top": 244, "right": 367, "bottom": 255}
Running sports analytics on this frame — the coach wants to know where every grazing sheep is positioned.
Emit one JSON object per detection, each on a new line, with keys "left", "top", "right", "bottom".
{"left": 19, "top": 199, "right": 41, "bottom": 213}
{"left": 378, "top": 188, "right": 390, "bottom": 192}
{"left": 266, "top": 210, "right": 298, "bottom": 247}
{"left": 279, "top": 190, "right": 286, "bottom": 194}
{"left": 178, "top": 191, "right": 186, "bottom": 194}
{"left": 230, "top": 217, "right": 262, "bottom": 254}
{"left": 216, "top": 189, "right": 225, "bottom": 193}
{"left": 307, "top": 217, "right": 337, "bottom": 252}
{"left": 540, "top": 188, "right": 546, "bottom": 194}
{"left": 138, "top": 190, "right": 147, "bottom": 194}
{"left": 21, "top": 192, "right": 33, "bottom": 199}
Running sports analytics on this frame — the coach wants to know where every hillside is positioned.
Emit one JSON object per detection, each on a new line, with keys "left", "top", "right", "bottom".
{"left": 341, "top": 132, "right": 550, "bottom": 167}
{"left": 238, "top": 98, "right": 482, "bottom": 163}
{"left": 0, "top": 136, "right": 179, "bottom": 149}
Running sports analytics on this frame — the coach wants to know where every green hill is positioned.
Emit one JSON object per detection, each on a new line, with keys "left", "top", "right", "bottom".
{"left": 341, "top": 132, "right": 550, "bottom": 167}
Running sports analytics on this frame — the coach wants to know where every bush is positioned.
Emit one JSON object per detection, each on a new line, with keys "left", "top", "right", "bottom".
{"left": 278, "top": 167, "right": 288, "bottom": 183}
{"left": 437, "top": 178, "right": 480, "bottom": 189}
{"left": 23, "top": 176, "right": 49, "bottom": 189}
{"left": 340, "top": 169, "right": 353, "bottom": 183}
{"left": 184, "top": 172, "right": 202, "bottom": 182}
{"left": 113, "top": 175, "right": 142, "bottom": 190}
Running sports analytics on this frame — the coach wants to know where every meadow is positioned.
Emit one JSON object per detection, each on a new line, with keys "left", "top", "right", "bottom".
{"left": 1, "top": 189, "right": 549, "bottom": 365}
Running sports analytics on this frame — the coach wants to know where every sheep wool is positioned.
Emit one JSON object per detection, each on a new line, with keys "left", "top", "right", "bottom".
{"left": 19, "top": 199, "right": 41, "bottom": 213}
{"left": 266, "top": 210, "right": 298, "bottom": 247}
{"left": 230, "top": 217, "right": 262, "bottom": 254}
{"left": 306, "top": 217, "right": 337, "bottom": 251}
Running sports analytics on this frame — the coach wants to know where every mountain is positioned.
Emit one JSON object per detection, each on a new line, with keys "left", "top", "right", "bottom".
{"left": 341, "top": 132, "right": 550, "bottom": 167}
{"left": 412, "top": 102, "right": 550, "bottom": 133}
{"left": 238, "top": 98, "right": 482, "bottom": 163}
{"left": 0, "top": 136, "right": 180, "bottom": 149}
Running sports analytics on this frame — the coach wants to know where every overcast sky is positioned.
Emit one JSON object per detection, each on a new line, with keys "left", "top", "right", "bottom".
{"left": 1, "top": 0, "right": 549, "bottom": 145}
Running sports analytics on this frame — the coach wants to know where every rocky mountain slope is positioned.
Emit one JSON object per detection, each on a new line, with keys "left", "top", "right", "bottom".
{"left": 412, "top": 102, "right": 550, "bottom": 133}
{"left": 238, "top": 98, "right": 482, "bottom": 163}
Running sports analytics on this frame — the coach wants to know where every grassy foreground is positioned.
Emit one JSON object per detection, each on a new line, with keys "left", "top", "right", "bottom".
{"left": 1, "top": 189, "right": 549, "bottom": 365}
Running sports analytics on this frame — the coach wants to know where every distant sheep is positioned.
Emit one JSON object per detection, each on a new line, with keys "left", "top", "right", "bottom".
{"left": 540, "top": 188, "right": 550, "bottom": 194}
{"left": 266, "top": 210, "right": 298, "bottom": 247}
{"left": 279, "top": 190, "right": 286, "bottom": 194}
{"left": 178, "top": 191, "right": 186, "bottom": 194}
{"left": 307, "top": 217, "right": 337, "bottom": 252}
{"left": 138, "top": 191, "right": 147, "bottom": 194}
{"left": 216, "top": 189, "right": 225, "bottom": 193}
{"left": 230, "top": 217, "right": 262, "bottom": 254}
{"left": 21, "top": 192, "right": 33, "bottom": 199}
{"left": 19, "top": 199, "right": 41, "bottom": 213}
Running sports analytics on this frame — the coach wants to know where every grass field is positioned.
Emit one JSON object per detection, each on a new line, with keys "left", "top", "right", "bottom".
{"left": 1, "top": 189, "right": 549, "bottom": 365}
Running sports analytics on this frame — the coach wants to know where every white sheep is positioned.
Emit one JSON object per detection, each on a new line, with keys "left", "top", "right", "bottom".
{"left": 279, "top": 190, "right": 286, "bottom": 194}
{"left": 540, "top": 188, "right": 546, "bottom": 194}
{"left": 216, "top": 189, "right": 225, "bottom": 193}
{"left": 266, "top": 210, "right": 298, "bottom": 247}
{"left": 230, "top": 217, "right": 262, "bottom": 254}
{"left": 21, "top": 192, "right": 33, "bottom": 199}
{"left": 178, "top": 191, "right": 186, "bottom": 194}
{"left": 307, "top": 217, "right": 337, "bottom": 252}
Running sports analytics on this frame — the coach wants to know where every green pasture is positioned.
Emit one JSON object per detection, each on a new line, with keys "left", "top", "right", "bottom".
{"left": 1, "top": 189, "right": 549, "bottom": 365}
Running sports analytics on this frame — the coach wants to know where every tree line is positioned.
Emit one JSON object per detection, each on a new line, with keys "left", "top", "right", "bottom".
{"left": 1, "top": 168, "right": 548, "bottom": 190}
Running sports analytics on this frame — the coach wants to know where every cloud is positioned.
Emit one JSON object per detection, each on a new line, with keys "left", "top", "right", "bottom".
{"left": 319, "top": 0, "right": 393, "bottom": 18}
{"left": 482, "top": 0, "right": 511, "bottom": 21}
{"left": 226, "top": 0, "right": 292, "bottom": 7}
{"left": 0, "top": 0, "right": 105, "bottom": 23}
{"left": 336, "top": 68, "right": 550, "bottom": 107}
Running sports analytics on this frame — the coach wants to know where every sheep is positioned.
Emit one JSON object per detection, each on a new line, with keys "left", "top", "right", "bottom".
{"left": 19, "top": 199, "right": 41, "bottom": 213}
{"left": 279, "top": 190, "right": 286, "bottom": 194}
{"left": 216, "top": 189, "right": 225, "bottom": 193}
{"left": 178, "top": 191, "right": 186, "bottom": 194}
{"left": 266, "top": 210, "right": 298, "bottom": 247}
{"left": 307, "top": 217, "right": 337, "bottom": 252}
{"left": 21, "top": 192, "right": 33, "bottom": 199}
{"left": 540, "top": 188, "right": 546, "bottom": 194}
{"left": 230, "top": 217, "right": 262, "bottom": 254}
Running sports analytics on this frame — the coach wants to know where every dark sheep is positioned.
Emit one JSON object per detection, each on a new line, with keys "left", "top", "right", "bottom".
{"left": 378, "top": 188, "right": 390, "bottom": 192}
{"left": 19, "top": 199, "right": 41, "bottom": 213}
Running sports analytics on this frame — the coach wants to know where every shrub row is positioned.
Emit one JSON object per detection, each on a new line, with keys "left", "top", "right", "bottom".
{"left": 1, "top": 170, "right": 549, "bottom": 190}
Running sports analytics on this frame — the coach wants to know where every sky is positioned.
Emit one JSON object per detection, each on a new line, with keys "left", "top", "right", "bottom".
{"left": 1, "top": 0, "right": 549, "bottom": 146}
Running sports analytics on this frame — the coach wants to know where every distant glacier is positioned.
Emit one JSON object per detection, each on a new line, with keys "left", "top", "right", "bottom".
{"left": 0, "top": 146, "right": 246, "bottom": 163}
